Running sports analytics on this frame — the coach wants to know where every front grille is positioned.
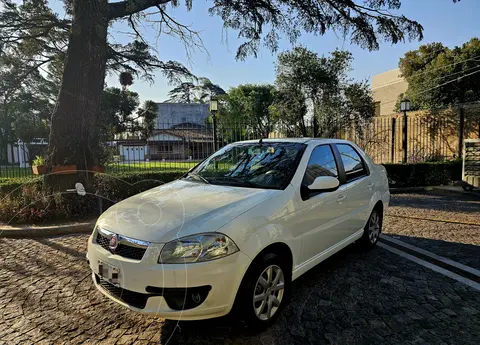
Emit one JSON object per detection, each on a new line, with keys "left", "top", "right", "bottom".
{"left": 96, "top": 232, "right": 147, "bottom": 260}
{"left": 95, "top": 274, "right": 150, "bottom": 309}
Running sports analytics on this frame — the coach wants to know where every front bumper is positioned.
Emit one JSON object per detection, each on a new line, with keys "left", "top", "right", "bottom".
{"left": 87, "top": 234, "right": 251, "bottom": 320}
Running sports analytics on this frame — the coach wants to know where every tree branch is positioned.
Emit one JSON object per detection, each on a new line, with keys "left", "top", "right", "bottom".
{"left": 108, "top": 0, "right": 172, "bottom": 20}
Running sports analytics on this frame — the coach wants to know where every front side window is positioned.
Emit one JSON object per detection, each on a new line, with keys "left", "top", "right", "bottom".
{"left": 336, "top": 144, "right": 367, "bottom": 182}
{"left": 185, "top": 142, "right": 306, "bottom": 189}
{"left": 302, "top": 145, "right": 338, "bottom": 186}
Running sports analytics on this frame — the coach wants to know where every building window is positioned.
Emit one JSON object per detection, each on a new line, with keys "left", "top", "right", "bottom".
{"left": 374, "top": 102, "right": 381, "bottom": 117}
{"left": 157, "top": 144, "right": 173, "bottom": 153}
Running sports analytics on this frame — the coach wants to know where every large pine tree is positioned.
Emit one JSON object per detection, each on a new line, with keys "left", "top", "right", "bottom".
{"left": 0, "top": 0, "right": 433, "bottom": 190}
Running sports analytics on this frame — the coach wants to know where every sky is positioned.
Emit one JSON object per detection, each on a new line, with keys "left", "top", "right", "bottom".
{"left": 98, "top": 0, "right": 480, "bottom": 103}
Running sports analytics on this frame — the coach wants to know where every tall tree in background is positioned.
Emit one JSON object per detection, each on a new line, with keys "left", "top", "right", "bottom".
{"left": 270, "top": 87, "right": 308, "bottom": 136}
{"left": 221, "top": 84, "right": 276, "bottom": 138}
{"left": 0, "top": 54, "right": 54, "bottom": 163}
{"left": 275, "top": 47, "right": 346, "bottom": 136}
{"left": 100, "top": 88, "right": 157, "bottom": 140}
{"left": 0, "top": 0, "right": 430, "bottom": 190}
{"left": 166, "top": 82, "right": 196, "bottom": 103}
{"left": 166, "top": 78, "right": 225, "bottom": 103}
{"left": 397, "top": 38, "right": 480, "bottom": 110}
{"left": 275, "top": 47, "right": 372, "bottom": 137}
{"left": 196, "top": 78, "right": 226, "bottom": 103}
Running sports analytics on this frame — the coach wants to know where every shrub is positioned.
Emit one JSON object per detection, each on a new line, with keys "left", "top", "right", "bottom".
{"left": 94, "top": 170, "right": 186, "bottom": 204}
{"left": 0, "top": 183, "right": 98, "bottom": 224}
{"left": 384, "top": 160, "right": 462, "bottom": 188}
{"left": 0, "top": 177, "right": 42, "bottom": 198}
{"left": 32, "top": 155, "right": 46, "bottom": 166}
{"left": 0, "top": 170, "right": 187, "bottom": 224}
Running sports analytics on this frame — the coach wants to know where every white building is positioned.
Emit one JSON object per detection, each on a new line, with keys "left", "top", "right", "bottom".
{"left": 118, "top": 103, "right": 213, "bottom": 161}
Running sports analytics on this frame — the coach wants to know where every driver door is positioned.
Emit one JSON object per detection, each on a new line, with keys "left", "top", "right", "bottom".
{"left": 294, "top": 144, "right": 349, "bottom": 264}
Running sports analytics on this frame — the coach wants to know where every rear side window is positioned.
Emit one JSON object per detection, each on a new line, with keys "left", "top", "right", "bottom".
{"left": 302, "top": 145, "right": 338, "bottom": 186}
{"left": 336, "top": 144, "right": 367, "bottom": 182}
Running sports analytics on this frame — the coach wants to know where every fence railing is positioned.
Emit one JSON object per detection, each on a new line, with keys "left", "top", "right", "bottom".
{"left": 1, "top": 112, "right": 479, "bottom": 178}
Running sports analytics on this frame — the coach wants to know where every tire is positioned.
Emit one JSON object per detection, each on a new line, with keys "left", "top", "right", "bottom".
{"left": 360, "top": 208, "right": 382, "bottom": 250}
{"left": 233, "top": 252, "right": 291, "bottom": 330}
{"left": 462, "top": 184, "right": 473, "bottom": 192}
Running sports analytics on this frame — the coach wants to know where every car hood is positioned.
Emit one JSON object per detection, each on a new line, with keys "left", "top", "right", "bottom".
{"left": 96, "top": 179, "right": 281, "bottom": 243}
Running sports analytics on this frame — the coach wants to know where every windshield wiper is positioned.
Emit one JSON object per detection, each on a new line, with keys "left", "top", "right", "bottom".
{"left": 186, "top": 172, "right": 210, "bottom": 184}
{"left": 209, "top": 176, "right": 260, "bottom": 188}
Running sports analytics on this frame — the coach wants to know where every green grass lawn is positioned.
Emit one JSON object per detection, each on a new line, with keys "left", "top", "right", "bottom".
{"left": 0, "top": 161, "right": 197, "bottom": 178}
{"left": 106, "top": 161, "right": 198, "bottom": 171}
{"left": 0, "top": 166, "right": 34, "bottom": 178}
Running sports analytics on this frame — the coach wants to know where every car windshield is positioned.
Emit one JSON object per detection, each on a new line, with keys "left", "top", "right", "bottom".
{"left": 184, "top": 142, "right": 306, "bottom": 189}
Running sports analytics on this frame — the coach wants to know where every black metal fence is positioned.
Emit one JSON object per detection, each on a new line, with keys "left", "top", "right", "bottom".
{"left": 1, "top": 113, "right": 479, "bottom": 179}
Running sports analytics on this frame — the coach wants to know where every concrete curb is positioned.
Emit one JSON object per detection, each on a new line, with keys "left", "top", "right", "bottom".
{"left": 390, "top": 186, "right": 479, "bottom": 195}
{"left": 0, "top": 222, "right": 95, "bottom": 238}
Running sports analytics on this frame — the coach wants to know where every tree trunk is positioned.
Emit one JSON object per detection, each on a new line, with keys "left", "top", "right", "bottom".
{"left": 45, "top": 0, "right": 109, "bottom": 191}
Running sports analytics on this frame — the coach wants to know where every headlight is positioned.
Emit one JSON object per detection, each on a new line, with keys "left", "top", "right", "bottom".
{"left": 159, "top": 233, "right": 239, "bottom": 264}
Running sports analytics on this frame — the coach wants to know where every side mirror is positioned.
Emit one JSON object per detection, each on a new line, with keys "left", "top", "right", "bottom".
{"left": 307, "top": 176, "right": 339, "bottom": 192}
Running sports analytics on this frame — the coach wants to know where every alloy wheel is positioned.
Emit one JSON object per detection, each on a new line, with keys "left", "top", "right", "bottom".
{"left": 253, "top": 265, "right": 285, "bottom": 320}
{"left": 368, "top": 211, "right": 381, "bottom": 244}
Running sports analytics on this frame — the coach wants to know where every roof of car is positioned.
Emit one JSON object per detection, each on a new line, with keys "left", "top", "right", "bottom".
{"left": 235, "top": 138, "right": 351, "bottom": 145}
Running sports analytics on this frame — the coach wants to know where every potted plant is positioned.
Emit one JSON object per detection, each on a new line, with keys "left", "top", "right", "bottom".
{"left": 51, "top": 164, "right": 77, "bottom": 174}
{"left": 88, "top": 165, "right": 105, "bottom": 173}
{"left": 31, "top": 156, "right": 47, "bottom": 175}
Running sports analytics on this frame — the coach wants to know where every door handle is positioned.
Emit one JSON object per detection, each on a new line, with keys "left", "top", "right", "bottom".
{"left": 337, "top": 195, "right": 347, "bottom": 203}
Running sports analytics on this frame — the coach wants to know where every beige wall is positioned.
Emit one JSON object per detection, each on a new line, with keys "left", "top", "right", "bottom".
{"left": 372, "top": 68, "right": 408, "bottom": 116}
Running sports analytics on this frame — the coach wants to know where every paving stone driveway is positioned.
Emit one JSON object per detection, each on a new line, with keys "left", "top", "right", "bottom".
{"left": 1, "top": 193, "right": 480, "bottom": 345}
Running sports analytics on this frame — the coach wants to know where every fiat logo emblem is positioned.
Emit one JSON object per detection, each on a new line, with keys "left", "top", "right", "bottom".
{"left": 109, "top": 234, "right": 119, "bottom": 250}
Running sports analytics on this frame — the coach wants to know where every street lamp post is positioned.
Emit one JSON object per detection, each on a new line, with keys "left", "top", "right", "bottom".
{"left": 209, "top": 98, "right": 218, "bottom": 152}
{"left": 400, "top": 99, "right": 411, "bottom": 163}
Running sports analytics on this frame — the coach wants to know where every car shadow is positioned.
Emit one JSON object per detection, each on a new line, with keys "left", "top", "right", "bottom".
{"left": 158, "top": 242, "right": 369, "bottom": 344}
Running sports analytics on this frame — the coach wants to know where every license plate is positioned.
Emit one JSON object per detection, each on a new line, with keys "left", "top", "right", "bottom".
{"left": 98, "top": 260, "right": 120, "bottom": 286}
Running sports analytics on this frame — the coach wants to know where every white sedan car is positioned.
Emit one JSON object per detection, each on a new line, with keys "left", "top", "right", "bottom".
{"left": 87, "top": 138, "right": 389, "bottom": 328}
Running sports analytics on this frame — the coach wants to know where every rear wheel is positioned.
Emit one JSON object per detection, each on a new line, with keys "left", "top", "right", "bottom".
{"left": 233, "top": 252, "right": 290, "bottom": 330}
{"left": 360, "top": 208, "right": 382, "bottom": 249}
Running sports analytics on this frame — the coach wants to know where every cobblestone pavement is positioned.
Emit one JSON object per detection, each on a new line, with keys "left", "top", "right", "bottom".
{"left": 384, "top": 191, "right": 480, "bottom": 268}
{"left": 1, "top": 193, "right": 480, "bottom": 345}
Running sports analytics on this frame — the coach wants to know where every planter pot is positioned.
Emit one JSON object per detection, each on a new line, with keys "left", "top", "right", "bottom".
{"left": 32, "top": 165, "right": 47, "bottom": 175}
{"left": 88, "top": 165, "right": 105, "bottom": 173}
{"left": 51, "top": 165, "right": 77, "bottom": 175}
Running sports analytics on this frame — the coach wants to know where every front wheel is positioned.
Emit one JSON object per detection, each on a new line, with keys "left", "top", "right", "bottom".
{"left": 360, "top": 208, "right": 382, "bottom": 250}
{"left": 233, "top": 252, "right": 290, "bottom": 330}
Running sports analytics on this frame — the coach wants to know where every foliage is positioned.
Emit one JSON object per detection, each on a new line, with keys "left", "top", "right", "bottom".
{"left": 0, "top": 170, "right": 186, "bottom": 223}
{"left": 275, "top": 47, "right": 373, "bottom": 137}
{"left": 100, "top": 87, "right": 157, "bottom": 140}
{"left": 209, "top": 0, "right": 425, "bottom": 59}
{"left": 219, "top": 84, "right": 277, "bottom": 138}
{"left": 0, "top": 54, "right": 54, "bottom": 163}
{"left": 384, "top": 161, "right": 462, "bottom": 188}
{"left": 100, "top": 87, "right": 140, "bottom": 136}
{"left": 119, "top": 71, "right": 134, "bottom": 89}
{"left": 397, "top": 38, "right": 480, "bottom": 110}
{"left": 167, "top": 77, "right": 226, "bottom": 103}
{"left": 32, "top": 155, "right": 45, "bottom": 166}
{"left": 270, "top": 87, "right": 308, "bottom": 136}
{"left": 167, "top": 82, "right": 196, "bottom": 103}
{"left": 94, "top": 170, "right": 185, "bottom": 204}
{"left": 0, "top": 0, "right": 434, "bottom": 189}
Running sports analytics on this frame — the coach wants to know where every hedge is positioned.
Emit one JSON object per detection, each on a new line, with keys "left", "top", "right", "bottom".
{"left": 383, "top": 160, "right": 462, "bottom": 188}
{"left": 0, "top": 161, "right": 463, "bottom": 224}
{"left": 0, "top": 170, "right": 186, "bottom": 224}
{"left": 94, "top": 170, "right": 186, "bottom": 204}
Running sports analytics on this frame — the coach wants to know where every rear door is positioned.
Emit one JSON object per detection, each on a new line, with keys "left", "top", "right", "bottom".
{"left": 333, "top": 143, "right": 373, "bottom": 236}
